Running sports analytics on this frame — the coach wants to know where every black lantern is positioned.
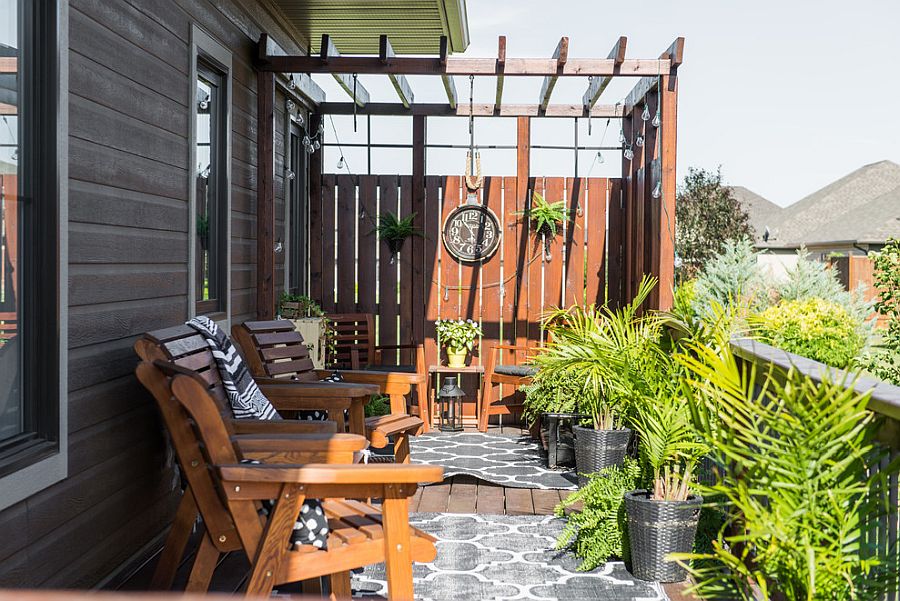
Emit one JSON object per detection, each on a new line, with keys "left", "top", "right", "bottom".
{"left": 438, "top": 376, "right": 465, "bottom": 432}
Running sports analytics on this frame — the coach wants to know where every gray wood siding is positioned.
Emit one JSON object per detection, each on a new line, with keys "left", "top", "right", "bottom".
{"left": 0, "top": 0, "right": 306, "bottom": 587}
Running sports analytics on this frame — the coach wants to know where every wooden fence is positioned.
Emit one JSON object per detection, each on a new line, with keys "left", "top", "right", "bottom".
{"left": 309, "top": 174, "right": 616, "bottom": 377}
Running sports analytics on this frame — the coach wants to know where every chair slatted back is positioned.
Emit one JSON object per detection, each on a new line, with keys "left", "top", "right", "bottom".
{"left": 138, "top": 325, "right": 238, "bottom": 432}
{"left": 0, "top": 311, "right": 16, "bottom": 341}
{"left": 232, "top": 320, "right": 320, "bottom": 382}
{"left": 327, "top": 313, "right": 376, "bottom": 369}
{"left": 134, "top": 360, "right": 242, "bottom": 553}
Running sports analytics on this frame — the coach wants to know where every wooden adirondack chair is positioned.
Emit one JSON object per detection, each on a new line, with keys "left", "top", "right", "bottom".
{"left": 134, "top": 333, "right": 370, "bottom": 591}
{"left": 232, "top": 320, "right": 425, "bottom": 461}
{"left": 326, "top": 313, "right": 430, "bottom": 431}
{"left": 136, "top": 359, "right": 442, "bottom": 598}
{"left": 478, "top": 343, "right": 539, "bottom": 432}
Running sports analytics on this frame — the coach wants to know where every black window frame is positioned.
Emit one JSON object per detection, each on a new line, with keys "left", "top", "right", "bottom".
{"left": 0, "top": 0, "right": 61, "bottom": 478}
{"left": 194, "top": 58, "right": 229, "bottom": 317}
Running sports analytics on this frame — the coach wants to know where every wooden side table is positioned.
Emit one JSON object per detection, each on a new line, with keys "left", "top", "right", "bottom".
{"left": 427, "top": 365, "right": 485, "bottom": 429}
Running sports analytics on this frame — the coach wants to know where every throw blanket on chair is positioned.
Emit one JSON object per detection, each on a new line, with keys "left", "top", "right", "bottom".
{"left": 186, "top": 316, "right": 329, "bottom": 549}
{"left": 187, "top": 316, "right": 281, "bottom": 420}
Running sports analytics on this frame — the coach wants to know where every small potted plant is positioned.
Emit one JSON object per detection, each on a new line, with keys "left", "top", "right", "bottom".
{"left": 374, "top": 211, "right": 423, "bottom": 264}
{"left": 278, "top": 294, "right": 328, "bottom": 368}
{"left": 518, "top": 191, "right": 572, "bottom": 260}
{"left": 624, "top": 387, "right": 706, "bottom": 582}
{"left": 435, "top": 318, "right": 482, "bottom": 368}
{"left": 521, "top": 369, "right": 587, "bottom": 468}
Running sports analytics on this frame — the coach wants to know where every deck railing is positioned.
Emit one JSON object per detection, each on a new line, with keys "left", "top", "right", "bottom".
{"left": 731, "top": 338, "right": 900, "bottom": 600}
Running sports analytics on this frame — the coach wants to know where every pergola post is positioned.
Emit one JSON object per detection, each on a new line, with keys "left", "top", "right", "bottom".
{"left": 411, "top": 115, "right": 427, "bottom": 350}
{"left": 655, "top": 69, "right": 678, "bottom": 311}
{"left": 256, "top": 69, "right": 275, "bottom": 319}
{"left": 308, "top": 113, "right": 324, "bottom": 305}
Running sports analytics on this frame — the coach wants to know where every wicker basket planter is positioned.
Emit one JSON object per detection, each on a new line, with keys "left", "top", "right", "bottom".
{"left": 573, "top": 426, "right": 632, "bottom": 487}
{"left": 540, "top": 413, "right": 587, "bottom": 468}
{"left": 624, "top": 489, "right": 702, "bottom": 582}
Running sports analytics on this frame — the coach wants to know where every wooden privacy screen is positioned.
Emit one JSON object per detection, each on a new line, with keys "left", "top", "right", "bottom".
{"left": 309, "top": 174, "right": 617, "bottom": 370}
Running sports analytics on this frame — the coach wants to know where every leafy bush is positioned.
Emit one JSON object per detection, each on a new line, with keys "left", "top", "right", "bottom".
{"left": 555, "top": 458, "right": 641, "bottom": 570}
{"left": 520, "top": 368, "right": 583, "bottom": 426}
{"left": 778, "top": 248, "right": 872, "bottom": 325}
{"left": 364, "top": 394, "right": 391, "bottom": 418}
{"left": 856, "top": 239, "right": 900, "bottom": 384}
{"left": 691, "top": 239, "right": 767, "bottom": 320}
{"left": 753, "top": 298, "right": 865, "bottom": 368}
{"left": 675, "top": 343, "right": 899, "bottom": 600}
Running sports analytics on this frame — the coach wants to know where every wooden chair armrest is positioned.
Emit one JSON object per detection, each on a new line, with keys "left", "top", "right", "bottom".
{"left": 491, "top": 344, "right": 534, "bottom": 352}
{"left": 218, "top": 463, "right": 443, "bottom": 486}
{"left": 375, "top": 343, "right": 422, "bottom": 351}
{"left": 233, "top": 433, "right": 368, "bottom": 455}
{"left": 231, "top": 419, "right": 338, "bottom": 435}
{"left": 318, "top": 369, "right": 421, "bottom": 386}
{"left": 257, "top": 380, "right": 379, "bottom": 398}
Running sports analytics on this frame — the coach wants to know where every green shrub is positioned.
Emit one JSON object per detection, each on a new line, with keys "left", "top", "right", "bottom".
{"left": 778, "top": 248, "right": 872, "bottom": 325}
{"left": 691, "top": 239, "right": 767, "bottom": 320}
{"left": 520, "top": 368, "right": 583, "bottom": 426}
{"left": 364, "top": 394, "right": 391, "bottom": 418}
{"left": 856, "top": 239, "right": 900, "bottom": 384}
{"left": 753, "top": 298, "right": 864, "bottom": 368}
{"left": 555, "top": 458, "right": 641, "bottom": 571}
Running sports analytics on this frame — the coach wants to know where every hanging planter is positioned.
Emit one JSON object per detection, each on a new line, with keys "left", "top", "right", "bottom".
{"left": 374, "top": 211, "right": 423, "bottom": 264}
{"left": 517, "top": 192, "right": 572, "bottom": 261}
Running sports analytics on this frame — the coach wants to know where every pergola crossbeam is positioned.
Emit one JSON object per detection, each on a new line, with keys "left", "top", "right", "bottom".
{"left": 623, "top": 37, "right": 684, "bottom": 114}
{"left": 320, "top": 34, "right": 369, "bottom": 107}
{"left": 538, "top": 37, "right": 569, "bottom": 111}
{"left": 379, "top": 35, "right": 414, "bottom": 108}
{"left": 319, "top": 102, "right": 624, "bottom": 118}
{"left": 439, "top": 36, "right": 457, "bottom": 108}
{"left": 583, "top": 36, "right": 626, "bottom": 109}
{"left": 495, "top": 36, "right": 507, "bottom": 108}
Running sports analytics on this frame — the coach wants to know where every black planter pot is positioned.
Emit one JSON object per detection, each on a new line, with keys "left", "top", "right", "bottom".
{"left": 540, "top": 413, "right": 588, "bottom": 468}
{"left": 573, "top": 426, "right": 632, "bottom": 487}
{"left": 624, "top": 489, "right": 702, "bottom": 583}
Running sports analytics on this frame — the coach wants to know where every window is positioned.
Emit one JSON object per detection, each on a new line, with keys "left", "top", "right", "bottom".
{"left": 287, "top": 120, "right": 308, "bottom": 294}
{"left": 190, "top": 26, "right": 231, "bottom": 319}
{"left": 0, "top": 0, "right": 66, "bottom": 508}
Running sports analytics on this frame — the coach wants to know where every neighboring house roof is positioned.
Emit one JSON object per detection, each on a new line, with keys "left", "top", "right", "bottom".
{"left": 730, "top": 186, "right": 783, "bottom": 242}
{"left": 756, "top": 160, "right": 900, "bottom": 249}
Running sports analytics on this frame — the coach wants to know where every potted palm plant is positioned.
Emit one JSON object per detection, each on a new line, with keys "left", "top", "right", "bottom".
{"left": 435, "top": 318, "right": 482, "bottom": 368}
{"left": 535, "top": 277, "right": 663, "bottom": 486}
{"left": 625, "top": 383, "right": 706, "bottom": 582}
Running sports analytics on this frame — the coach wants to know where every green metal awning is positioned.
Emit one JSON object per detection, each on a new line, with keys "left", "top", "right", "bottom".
{"left": 269, "top": 0, "right": 469, "bottom": 54}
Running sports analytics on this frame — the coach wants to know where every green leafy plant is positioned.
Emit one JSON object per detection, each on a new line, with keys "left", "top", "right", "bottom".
{"left": 364, "top": 394, "right": 391, "bottom": 418}
{"left": 521, "top": 192, "right": 571, "bottom": 239}
{"left": 534, "top": 276, "right": 664, "bottom": 430}
{"left": 374, "top": 211, "right": 423, "bottom": 243}
{"left": 435, "top": 318, "right": 482, "bottom": 353}
{"left": 673, "top": 343, "right": 899, "bottom": 600}
{"left": 752, "top": 298, "right": 865, "bottom": 368}
{"left": 554, "top": 458, "right": 641, "bottom": 570}
{"left": 520, "top": 368, "right": 584, "bottom": 425}
{"left": 690, "top": 238, "right": 767, "bottom": 321}
{"left": 778, "top": 247, "right": 873, "bottom": 325}
{"left": 856, "top": 239, "right": 900, "bottom": 384}
{"left": 278, "top": 293, "right": 325, "bottom": 318}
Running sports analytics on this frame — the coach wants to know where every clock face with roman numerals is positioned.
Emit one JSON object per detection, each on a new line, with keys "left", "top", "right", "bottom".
{"left": 442, "top": 205, "right": 501, "bottom": 262}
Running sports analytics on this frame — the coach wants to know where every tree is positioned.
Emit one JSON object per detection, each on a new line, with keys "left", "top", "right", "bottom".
{"left": 675, "top": 167, "right": 752, "bottom": 280}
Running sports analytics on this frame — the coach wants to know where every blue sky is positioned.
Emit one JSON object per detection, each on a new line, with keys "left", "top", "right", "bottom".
{"left": 318, "top": 0, "right": 900, "bottom": 206}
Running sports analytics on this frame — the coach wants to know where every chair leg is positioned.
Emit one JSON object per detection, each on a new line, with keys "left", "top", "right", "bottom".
{"left": 394, "top": 433, "right": 410, "bottom": 464}
{"left": 151, "top": 490, "right": 198, "bottom": 590}
{"left": 245, "top": 484, "right": 305, "bottom": 596}
{"left": 328, "top": 570, "right": 352, "bottom": 600}
{"left": 381, "top": 493, "right": 415, "bottom": 600}
{"left": 415, "top": 378, "right": 429, "bottom": 433}
{"left": 185, "top": 533, "right": 220, "bottom": 593}
{"left": 478, "top": 379, "right": 494, "bottom": 432}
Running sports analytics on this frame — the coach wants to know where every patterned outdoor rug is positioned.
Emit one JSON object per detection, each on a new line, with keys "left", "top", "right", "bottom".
{"left": 410, "top": 432, "right": 578, "bottom": 490}
{"left": 351, "top": 513, "right": 668, "bottom": 601}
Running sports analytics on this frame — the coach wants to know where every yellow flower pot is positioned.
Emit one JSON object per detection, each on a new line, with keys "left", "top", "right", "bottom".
{"left": 446, "top": 346, "right": 468, "bottom": 368}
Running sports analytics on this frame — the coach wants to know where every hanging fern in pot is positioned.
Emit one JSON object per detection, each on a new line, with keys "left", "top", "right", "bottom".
{"left": 374, "top": 211, "right": 423, "bottom": 264}
{"left": 517, "top": 192, "right": 572, "bottom": 260}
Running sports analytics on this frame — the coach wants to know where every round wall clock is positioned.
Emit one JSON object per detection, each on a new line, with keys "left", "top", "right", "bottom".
{"left": 442, "top": 204, "right": 501, "bottom": 262}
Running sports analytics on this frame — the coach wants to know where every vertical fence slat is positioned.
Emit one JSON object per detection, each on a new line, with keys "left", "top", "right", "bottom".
{"left": 399, "top": 176, "right": 415, "bottom": 350}
{"left": 423, "top": 175, "right": 442, "bottom": 370}
{"left": 564, "top": 177, "right": 586, "bottom": 307}
{"left": 320, "top": 173, "right": 337, "bottom": 313}
{"left": 526, "top": 177, "right": 544, "bottom": 346}
{"left": 336, "top": 174, "right": 357, "bottom": 312}
{"left": 585, "top": 178, "right": 609, "bottom": 306}
{"left": 606, "top": 178, "right": 624, "bottom": 308}
{"left": 480, "top": 176, "right": 504, "bottom": 363}
{"left": 503, "top": 176, "right": 526, "bottom": 350}
{"left": 357, "top": 175, "right": 378, "bottom": 315}
{"left": 542, "top": 177, "right": 565, "bottom": 313}
{"left": 378, "top": 174, "right": 400, "bottom": 347}
{"left": 439, "top": 176, "right": 462, "bottom": 323}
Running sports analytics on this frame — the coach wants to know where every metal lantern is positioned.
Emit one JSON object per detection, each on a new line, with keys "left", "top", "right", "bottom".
{"left": 438, "top": 376, "right": 465, "bottom": 432}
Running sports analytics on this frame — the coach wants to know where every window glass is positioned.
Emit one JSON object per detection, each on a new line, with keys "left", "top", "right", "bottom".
{"left": 0, "top": 0, "right": 22, "bottom": 443}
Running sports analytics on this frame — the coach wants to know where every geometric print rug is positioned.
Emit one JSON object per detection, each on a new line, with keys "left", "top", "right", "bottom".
{"left": 351, "top": 513, "right": 668, "bottom": 601}
{"left": 410, "top": 432, "right": 578, "bottom": 490}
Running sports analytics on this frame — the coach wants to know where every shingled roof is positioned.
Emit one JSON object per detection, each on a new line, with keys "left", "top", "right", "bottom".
{"left": 756, "top": 160, "right": 900, "bottom": 248}
{"left": 730, "top": 185, "right": 783, "bottom": 243}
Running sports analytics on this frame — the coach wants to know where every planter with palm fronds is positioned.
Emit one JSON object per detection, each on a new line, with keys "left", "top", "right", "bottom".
{"left": 534, "top": 277, "right": 663, "bottom": 486}
{"left": 374, "top": 211, "right": 423, "bottom": 264}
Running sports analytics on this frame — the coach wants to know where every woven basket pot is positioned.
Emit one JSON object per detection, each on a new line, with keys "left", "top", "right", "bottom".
{"left": 573, "top": 426, "right": 632, "bottom": 487}
{"left": 624, "top": 489, "right": 703, "bottom": 582}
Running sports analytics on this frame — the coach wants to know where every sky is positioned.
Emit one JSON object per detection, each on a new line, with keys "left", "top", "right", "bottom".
{"left": 316, "top": 0, "right": 900, "bottom": 207}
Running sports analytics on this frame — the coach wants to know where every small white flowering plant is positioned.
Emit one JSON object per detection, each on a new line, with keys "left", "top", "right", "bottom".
{"left": 435, "top": 318, "right": 483, "bottom": 353}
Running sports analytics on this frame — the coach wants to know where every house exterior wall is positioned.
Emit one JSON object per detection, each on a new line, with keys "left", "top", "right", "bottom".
{"left": 0, "top": 0, "right": 303, "bottom": 587}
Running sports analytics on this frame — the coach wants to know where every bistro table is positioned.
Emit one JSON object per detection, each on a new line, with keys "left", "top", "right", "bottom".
{"left": 427, "top": 364, "right": 485, "bottom": 429}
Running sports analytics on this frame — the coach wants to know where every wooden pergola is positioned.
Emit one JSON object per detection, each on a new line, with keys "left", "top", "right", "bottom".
{"left": 254, "top": 33, "right": 683, "bottom": 319}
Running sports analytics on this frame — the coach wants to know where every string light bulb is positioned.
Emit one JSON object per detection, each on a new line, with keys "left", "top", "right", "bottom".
{"left": 652, "top": 181, "right": 662, "bottom": 199}
{"left": 618, "top": 128, "right": 626, "bottom": 144}
{"left": 337, "top": 156, "right": 345, "bottom": 170}
{"left": 641, "top": 105, "right": 651, "bottom": 121}
{"left": 635, "top": 134, "right": 644, "bottom": 148}
{"left": 652, "top": 110, "right": 661, "bottom": 128}
{"left": 624, "top": 146, "right": 634, "bottom": 161}
{"left": 596, "top": 151, "right": 604, "bottom": 164}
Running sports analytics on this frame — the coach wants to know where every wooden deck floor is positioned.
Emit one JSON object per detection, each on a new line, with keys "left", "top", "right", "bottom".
{"left": 410, "top": 474, "right": 573, "bottom": 515}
